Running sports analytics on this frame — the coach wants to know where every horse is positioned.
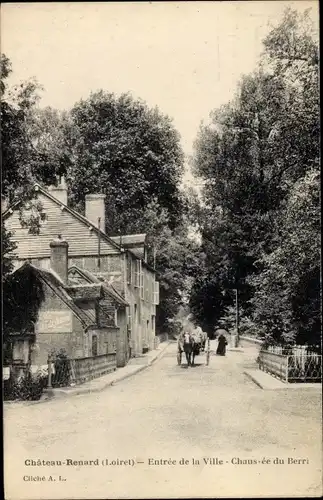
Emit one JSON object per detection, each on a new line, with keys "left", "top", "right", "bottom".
{"left": 177, "top": 332, "right": 198, "bottom": 367}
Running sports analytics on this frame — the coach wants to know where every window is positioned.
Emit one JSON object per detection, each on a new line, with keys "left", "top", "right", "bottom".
{"left": 145, "top": 274, "right": 149, "bottom": 302}
{"left": 140, "top": 261, "right": 144, "bottom": 299}
{"left": 134, "top": 260, "right": 140, "bottom": 288}
{"left": 134, "top": 259, "right": 144, "bottom": 297}
{"left": 91, "top": 335, "right": 98, "bottom": 357}
{"left": 153, "top": 281, "right": 160, "bottom": 305}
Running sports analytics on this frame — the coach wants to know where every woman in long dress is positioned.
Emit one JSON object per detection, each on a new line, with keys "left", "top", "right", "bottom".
{"left": 216, "top": 331, "right": 228, "bottom": 356}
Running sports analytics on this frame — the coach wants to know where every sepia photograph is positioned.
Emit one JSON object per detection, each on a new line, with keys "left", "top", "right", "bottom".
{"left": 1, "top": 1, "right": 321, "bottom": 499}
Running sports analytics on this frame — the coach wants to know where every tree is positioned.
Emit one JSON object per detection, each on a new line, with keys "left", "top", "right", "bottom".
{"left": 249, "top": 170, "right": 320, "bottom": 346}
{"left": 121, "top": 198, "right": 200, "bottom": 334}
{"left": 62, "top": 91, "right": 185, "bottom": 234}
{"left": 2, "top": 222, "right": 17, "bottom": 281}
{"left": 1, "top": 54, "right": 62, "bottom": 252}
{"left": 189, "top": 8, "right": 319, "bottom": 343}
{"left": 27, "top": 106, "right": 72, "bottom": 180}
{"left": 1, "top": 54, "right": 64, "bottom": 287}
{"left": 51, "top": 90, "right": 194, "bottom": 333}
{"left": 1, "top": 55, "right": 58, "bottom": 203}
{"left": 1, "top": 59, "right": 193, "bottom": 334}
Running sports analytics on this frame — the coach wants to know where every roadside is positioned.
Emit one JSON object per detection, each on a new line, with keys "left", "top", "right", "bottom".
{"left": 244, "top": 368, "right": 322, "bottom": 390}
{"left": 5, "top": 340, "right": 321, "bottom": 500}
{"left": 4, "top": 341, "right": 171, "bottom": 406}
{"left": 238, "top": 338, "right": 322, "bottom": 390}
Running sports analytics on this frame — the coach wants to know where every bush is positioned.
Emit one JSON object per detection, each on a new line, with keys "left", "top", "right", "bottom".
{"left": 3, "top": 370, "right": 47, "bottom": 401}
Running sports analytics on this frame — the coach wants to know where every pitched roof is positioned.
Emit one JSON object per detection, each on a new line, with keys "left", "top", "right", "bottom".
{"left": 66, "top": 283, "right": 104, "bottom": 301}
{"left": 111, "top": 234, "right": 147, "bottom": 247}
{"left": 111, "top": 234, "right": 156, "bottom": 270}
{"left": 128, "top": 247, "right": 145, "bottom": 260}
{"left": 68, "top": 265, "right": 129, "bottom": 306}
{"left": 13, "top": 262, "right": 95, "bottom": 328}
{"left": 2, "top": 183, "right": 122, "bottom": 251}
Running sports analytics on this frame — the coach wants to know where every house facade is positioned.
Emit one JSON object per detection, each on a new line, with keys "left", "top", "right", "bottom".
{"left": 4, "top": 237, "right": 120, "bottom": 384}
{"left": 3, "top": 178, "right": 159, "bottom": 362}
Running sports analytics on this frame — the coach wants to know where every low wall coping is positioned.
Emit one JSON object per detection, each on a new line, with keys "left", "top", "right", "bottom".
{"left": 240, "top": 335, "right": 263, "bottom": 345}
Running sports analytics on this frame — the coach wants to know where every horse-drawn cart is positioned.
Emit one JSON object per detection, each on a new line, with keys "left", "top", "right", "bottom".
{"left": 177, "top": 329, "right": 210, "bottom": 367}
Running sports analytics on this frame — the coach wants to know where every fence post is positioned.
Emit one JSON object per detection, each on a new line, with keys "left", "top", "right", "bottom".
{"left": 47, "top": 354, "right": 52, "bottom": 389}
{"left": 285, "top": 355, "right": 289, "bottom": 383}
{"left": 69, "top": 359, "right": 76, "bottom": 386}
{"left": 206, "top": 338, "right": 210, "bottom": 366}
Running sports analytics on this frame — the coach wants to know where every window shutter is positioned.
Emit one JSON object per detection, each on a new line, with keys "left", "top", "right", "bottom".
{"left": 140, "top": 260, "right": 144, "bottom": 299}
{"left": 127, "top": 255, "right": 132, "bottom": 284}
{"left": 134, "top": 259, "right": 140, "bottom": 288}
{"left": 154, "top": 281, "right": 160, "bottom": 305}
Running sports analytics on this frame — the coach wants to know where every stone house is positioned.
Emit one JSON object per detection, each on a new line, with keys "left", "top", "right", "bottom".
{"left": 3, "top": 177, "right": 159, "bottom": 362}
{"left": 68, "top": 265, "right": 129, "bottom": 362}
{"left": 4, "top": 237, "right": 121, "bottom": 383}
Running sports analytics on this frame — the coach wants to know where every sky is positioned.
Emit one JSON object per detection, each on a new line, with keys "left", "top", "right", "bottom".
{"left": 1, "top": 1, "right": 318, "bottom": 186}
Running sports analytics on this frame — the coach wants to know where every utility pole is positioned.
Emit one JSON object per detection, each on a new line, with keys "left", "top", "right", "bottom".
{"left": 153, "top": 246, "right": 157, "bottom": 269}
{"left": 235, "top": 287, "right": 239, "bottom": 347}
{"left": 97, "top": 217, "right": 101, "bottom": 269}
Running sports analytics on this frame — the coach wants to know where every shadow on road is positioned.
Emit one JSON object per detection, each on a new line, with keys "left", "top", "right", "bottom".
{"left": 178, "top": 363, "right": 205, "bottom": 369}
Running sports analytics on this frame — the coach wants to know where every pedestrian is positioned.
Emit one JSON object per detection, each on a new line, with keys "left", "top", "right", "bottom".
{"left": 216, "top": 329, "right": 228, "bottom": 356}
{"left": 201, "top": 329, "right": 207, "bottom": 351}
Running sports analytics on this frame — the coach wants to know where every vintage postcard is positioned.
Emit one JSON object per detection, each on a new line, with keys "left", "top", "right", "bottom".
{"left": 2, "top": 1, "right": 321, "bottom": 499}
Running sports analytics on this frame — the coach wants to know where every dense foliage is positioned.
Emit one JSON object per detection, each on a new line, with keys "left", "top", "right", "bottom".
{"left": 1, "top": 54, "right": 60, "bottom": 281}
{"left": 56, "top": 91, "right": 194, "bottom": 332}
{"left": 190, "top": 8, "right": 320, "bottom": 345}
{"left": 3, "top": 265, "right": 45, "bottom": 338}
{"left": 50, "top": 91, "right": 185, "bottom": 233}
{"left": 1, "top": 55, "right": 58, "bottom": 203}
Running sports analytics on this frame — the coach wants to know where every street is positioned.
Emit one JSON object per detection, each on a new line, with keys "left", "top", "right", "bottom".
{"left": 5, "top": 342, "right": 322, "bottom": 499}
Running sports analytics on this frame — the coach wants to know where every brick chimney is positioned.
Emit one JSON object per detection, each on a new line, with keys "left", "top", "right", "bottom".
{"left": 85, "top": 194, "right": 106, "bottom": 233}
{"left": 50, "top": 235, "right": 69, "bottom": 284}
{"left": 48, "top": 176, "right": 68, "bottom": 205}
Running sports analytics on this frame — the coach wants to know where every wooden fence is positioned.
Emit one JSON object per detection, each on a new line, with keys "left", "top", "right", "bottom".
{"left": 51, "top": 353, "right": 117, "bottom": 387}
{"left": 258, "top": 351, "right": 289, "bottom": 382}
{"left": 258, "top": 349, "right": 322, "bottom": 383}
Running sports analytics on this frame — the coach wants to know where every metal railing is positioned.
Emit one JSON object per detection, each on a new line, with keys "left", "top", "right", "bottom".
{"left": 286, "top": 354, "right": 322, "bottom": 383}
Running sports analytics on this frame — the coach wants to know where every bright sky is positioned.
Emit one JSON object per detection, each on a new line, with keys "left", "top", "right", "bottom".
{"left": 1, "top": 1, "right": 318, "bottom": 185}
